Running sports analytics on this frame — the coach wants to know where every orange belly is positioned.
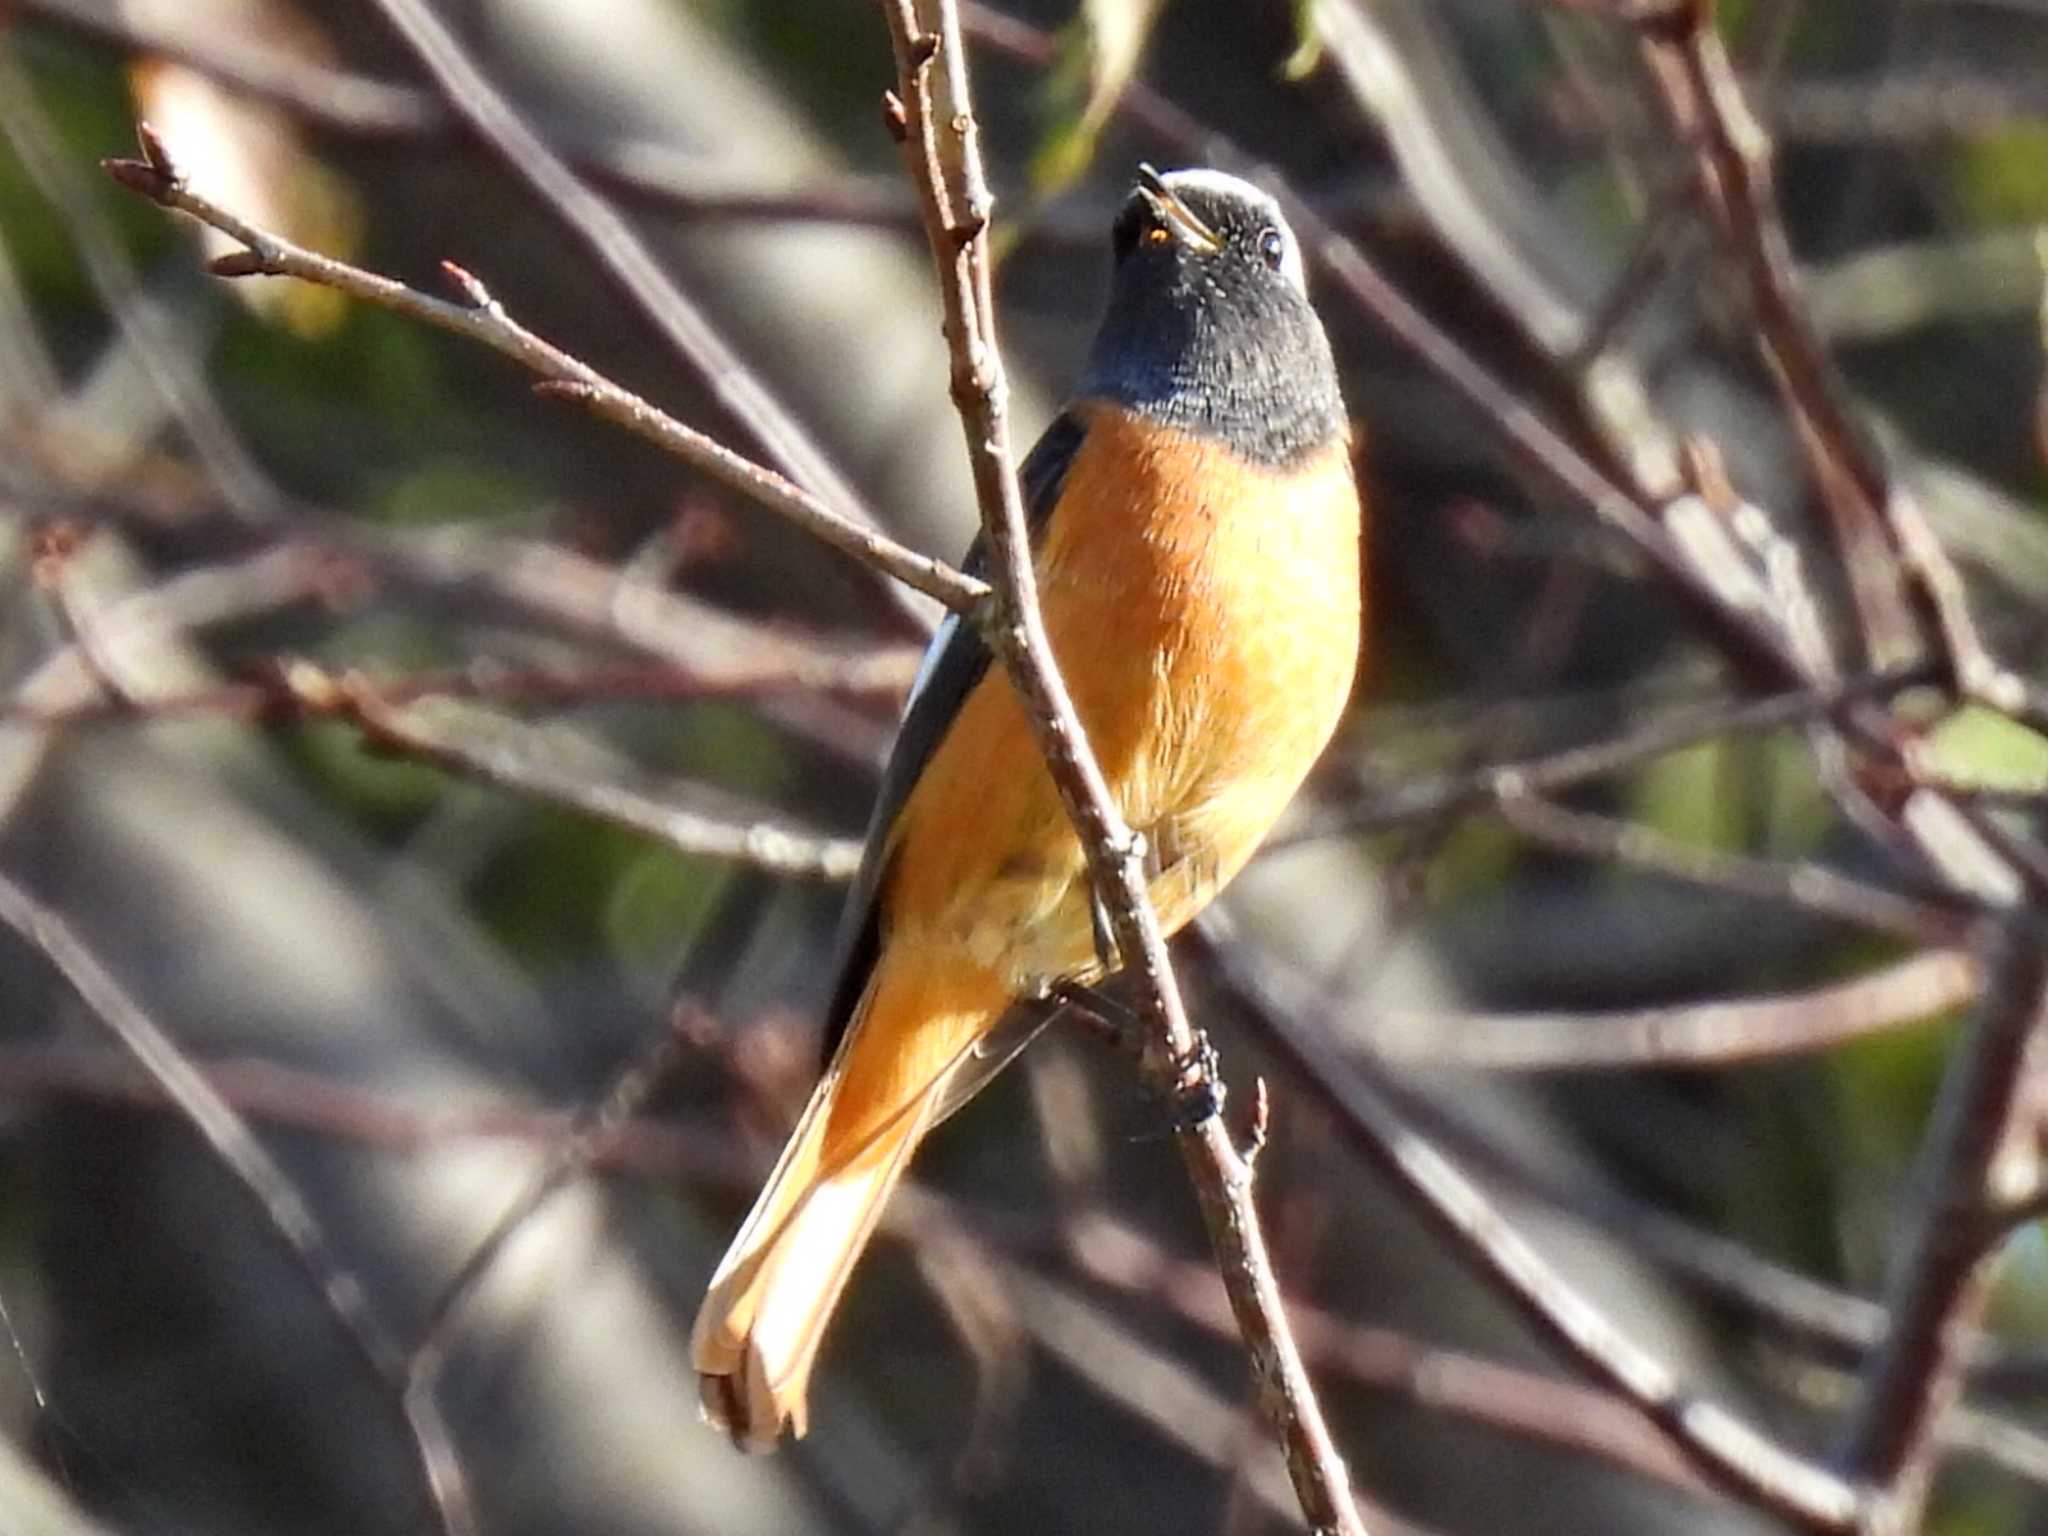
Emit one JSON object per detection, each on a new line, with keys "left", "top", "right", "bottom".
{"left": 879, "top": 402, "right": 1362, "bottom": 996}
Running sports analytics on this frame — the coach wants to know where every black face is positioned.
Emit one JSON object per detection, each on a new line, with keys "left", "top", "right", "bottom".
{"left": 1079, "top": 168, "right": 1345, "bottom": 467}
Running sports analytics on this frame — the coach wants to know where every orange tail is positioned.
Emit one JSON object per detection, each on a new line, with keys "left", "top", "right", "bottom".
{"left": 691, "top": 957, "right": 997, "bottom": 1449}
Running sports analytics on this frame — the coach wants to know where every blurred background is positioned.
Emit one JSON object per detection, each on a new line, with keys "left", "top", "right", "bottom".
{"left": 2, "top": 1, "right": 2047, "bottom": 1533}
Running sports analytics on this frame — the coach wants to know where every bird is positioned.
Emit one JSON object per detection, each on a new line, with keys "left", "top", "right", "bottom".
{"left": 691, "top": 165, "right": 1363, "bottom": 1449}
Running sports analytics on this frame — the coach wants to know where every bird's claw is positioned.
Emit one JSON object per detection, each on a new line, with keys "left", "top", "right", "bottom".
{"left": 1169, "top": 1029, "right": 1225, "bottom": 1130}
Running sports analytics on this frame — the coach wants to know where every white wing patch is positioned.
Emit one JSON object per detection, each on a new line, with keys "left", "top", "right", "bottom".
{"left": 905, "top": 612, "right": 962, "bottom": 715}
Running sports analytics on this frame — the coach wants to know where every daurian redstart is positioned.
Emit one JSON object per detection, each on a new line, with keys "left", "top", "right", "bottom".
{"left": 693, "top": 166, "right": 1362, "bottom": 1448}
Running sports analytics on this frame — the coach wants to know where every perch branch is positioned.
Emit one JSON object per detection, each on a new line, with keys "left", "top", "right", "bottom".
{"left": 99, "top": 129, "right": 985, "bottom": 615}
{"left": 880, "top": 4, "right": 1367, "bottom": 1532}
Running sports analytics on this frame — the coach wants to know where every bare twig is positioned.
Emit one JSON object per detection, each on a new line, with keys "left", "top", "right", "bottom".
{"left": 0, "top": 654, "right": 907, "bottom": 728}
{"left": 0, "top": 544, "right": 341, "bottom": 825}
{"left": 0, "top": 871, "right": 475, "bottom": 1536}
{"left": 1636, "top": 2, "right": 1915, "bottom": 668}
{"left": 1191, "top": 928, "right": 1865, "bottom": 1533}
{"left": 0, "top": 1042, "right": 753, "bottom": 1183}
{"left": 1277, "top": 1009, "right": 2048, "bottom": 1404}
{"left": 1633, "top": 0, "right": 2038, "bottom": 722}
{"left": 11, "top": 1028, "right": 2048, "bottom": 1498}
{"left": 1835, "top": 918, "right": 2048, "bottom": 1528}
{"left": 1065, "top": 1211, "right": 1720, "bottom": 1500}
{"left": 1005, "top": 1267, "right": 1443, "bottom": 1536}
{"left": 1283, "top": 661, "right": 1934, "bottom": 844}
{"left": 0, "top": 46, "right": 277, "bottom": 517}
{"left": 1494, "top": 791, "right": 1968, "bottom": 947}
{"left": 1, "top": 459, "right": 923, "bottom": 729}
{"left": 6, "top": 0, "right": 1332, "bottom": 242}
{"left": 407, "top": 1005, "right": 697, "bottom": 1388}
{"left": 354, "top": 0, "right": 894, "bottom": 575}
{"left": 270, "top": 661, "right": 863, "bottom": 881}
{"left": 879, "top": 5, "right": 1367, "bottom": 1532}
{"left": 99, "top": 135, "right": 986, "bottom": 615}
{"left": 1356, "top": 948, "right": 1977, "bottom": 1072}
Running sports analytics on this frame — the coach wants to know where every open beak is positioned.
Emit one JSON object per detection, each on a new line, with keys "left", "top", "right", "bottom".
{"left": 1135, "top": 164, "right": 1223, "bottom": 255}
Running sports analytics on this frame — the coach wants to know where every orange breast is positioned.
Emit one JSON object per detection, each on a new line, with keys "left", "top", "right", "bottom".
{"left": 881, "top": 401, "right": 1363, "bottom": 992}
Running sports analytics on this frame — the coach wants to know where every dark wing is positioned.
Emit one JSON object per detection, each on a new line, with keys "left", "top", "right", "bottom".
{"left": 817, "top": 409, "right": 1090, "bottom": 1065}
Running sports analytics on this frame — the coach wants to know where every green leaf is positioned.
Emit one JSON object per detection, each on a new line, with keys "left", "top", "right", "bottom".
{"left": 376, "top": 461, "right": 544, "bottom": 527}
{"left": 1954, "top": 122, "right": 2048, "bottom": 226}
{"left": 1281, "top": 0, "right": 1325, "bottom": 82}
{"left": 1029, "top": 0, "right": 1165, "bottom": 196}
{"left": 606, "top": 847, "right": 732, "bottom": 967}
{"left": 1921, "top": 704, "right": 2048, "bottom": 794}
{"left": 1629, "top": 737, "right": 1743, "bottom": 851}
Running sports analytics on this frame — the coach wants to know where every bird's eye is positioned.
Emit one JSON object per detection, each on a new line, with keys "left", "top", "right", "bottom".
{"left": 1258, "top": 227, "right": 1286, "bottom": 271}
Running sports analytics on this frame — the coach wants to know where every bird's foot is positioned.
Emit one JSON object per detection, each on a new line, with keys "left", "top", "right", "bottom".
{"left": 1168, "top": 1029, "right": 1225, "bottom": 1130}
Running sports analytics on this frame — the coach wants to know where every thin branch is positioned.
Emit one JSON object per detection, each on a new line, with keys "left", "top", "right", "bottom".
{"left": 1304, "top": 213, "right": 1809, "bottom": 688}
{"left": 0, "top": 544, "right": 340, "bottom": 826}
{"left": 16, "top": 0, "right": 1398, "bottom": 244}
{"left": 99, "top": 133, "right": 986, "bottom": 615}
{"left": 1285, "top": 660, "right": 1934, "bottom": 844}
{"left": 879, "top": 5, "right": 1368, "bottom": 1532}
{"left": 1494, "top": 791, "right": 1970, "bottom": 947}
{"left": 1356, "top": 948, "right": 1977, "bottom": 1072}
{"left": 1065, "top": 1211, "right": 1720, "bottom": 1502}
{"left": 354, "top": 0, "right": 895, "bottom": 578}
{"left": 0, "top": 45, "right": 277, "bottom": 518}
{"left": 271, "top": 661, "right": 863, "bottom": 881}
{"left": 1281, "top": 1003, "right": 2048, "bottom": 1403}
{"left": 1288, "top": 2, "right": 2048, "bottom": 907}
{"left": 1190, "top": 929, "right": 1865, "bottom": 1534}
{"left": 11, "top": 1029, "right": 2048, "bottom": 1498}
{"left": 1634, "top": 0, "right": 2042, "bottom": 723}
{"left": 0, "top": 1042, "right": 753, "bottom": 1183}
{"left": 1, "top": 461, "right": 922, "bottom": 730}
{"left": 407, "top": 1005, "right": 698, "bottom": 1389}
{"left": 1835, "top": 918, "right": 2048, "bottom": 1527}
{"left": 0, "top": 871, "right": 475, "bottom": 1536}
{"left": 2, "top": 522, "right": 868, "bottom": 881}
{"left": 1004, "top": 1266, "right": 1444, "bottom": 1536}
{"left": 0, "top": 654, "right": 907, "bottom": 728}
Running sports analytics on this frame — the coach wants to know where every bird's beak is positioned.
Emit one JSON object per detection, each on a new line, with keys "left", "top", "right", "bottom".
{"left": 1136, "top": 164, "right": 1223, "bottom": 255}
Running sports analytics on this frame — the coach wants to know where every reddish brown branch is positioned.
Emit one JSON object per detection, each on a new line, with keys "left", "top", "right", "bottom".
{"left": 100, "top": 134, "right": 986, "bottom": 615}
{"left": 1065, "top": 1211, "right": 1718, "bottom": 1500}
{"left": 1190, "top": 927, "right": 1865, "bottom": 1533}
{"left": 354, "top": 0, "right": 896, "bottom": 586}
{"left": 879, "top": 4, "right": 1368, "bottom": 1532}
{"left": 1494, "top": 791, "right": 1968, "bottom": 945}
{"left": 1288, "top": 662, "right": 1934, "bottom": 844}
{"left": 0, "top": 656, "right": 909, "bottom": 727}
{"left": 1834, "top": 919, "right": 2048, "bottom": 1526}
{"left": 1357, "top": 948, "right": 1976, "bottom": 1073}
{"left": 1634, "top": 0, "right": 2036, "bottom": 721}
{"left": 0, "top": 872, "right": 475, "bottom": 1536}
{"left": 274, "top": 661, "right": 863, "bottom": 880}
